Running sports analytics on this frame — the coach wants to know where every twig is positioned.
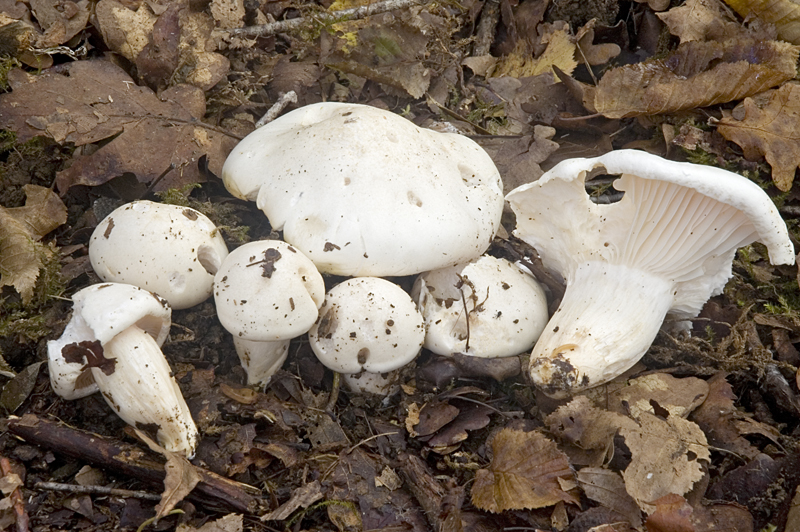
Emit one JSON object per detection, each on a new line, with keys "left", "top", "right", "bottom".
{"left": 7, "top": 415, "right": 261, "bottom": 514}
{"left": 472, "top": 0, "right": 500, "bottom": 56}
{"left": 256, "top": 91, "right": 298, "bottom": 128}
{"left": 33, "top": 482, "right": 162, "bottom": 501}
{"left": 227, "top": 0, "right": 426, "bottom": 38}
{"left": 1, "top": 457, "right": 29, "bottom": 532}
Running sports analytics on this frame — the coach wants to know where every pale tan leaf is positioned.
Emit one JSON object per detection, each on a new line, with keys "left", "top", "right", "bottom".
{"left": 177, "top": 513, "right": 243, "bottom": 532}
{"left": 579, "top": 38, "right": 798, "bottom": 118}
{"left": 620, "top": 413, "right": 710, "bottom": 514}
{"left": 493, "top": 28, "right": 577, "bottom": 79}
{"left": 657, "top": 0, "right": 744, "bottom": 43}
{"left": 137, "top": 430, "right": 202, "bottom": 521}
{"left": 716, "top": 82, "right": 800, "bottom": 191}
{"left": 0, "top": 185, "right": 66, "bottom": 305}
{"left": 471, "top": 428, "right": 579, "bottom": 512}
{"left": 576, "top": 20, "right": 621, "bottom": 65}
{"left": 606, "top": 374, "right": 709, "bottom": 420}
{"left": 724, "top": 0, "right": 800, "bottom": 44}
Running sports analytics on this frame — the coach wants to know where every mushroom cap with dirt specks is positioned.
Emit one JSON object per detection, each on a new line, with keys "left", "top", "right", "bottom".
{"left": 221, "top": 102, "right": 504, "bottom": 277}
{"left": 506, "top": 149, "right": 796, "bottom": 398}
{"left": 89, "top": 201, "right": 229, "bottom": 310}
{"left": 213, "top": 240, "right": 326, "bottom": 342}
{"left": 309, "top": 277, "right": 425, "bottom": 375}
{"left": 412, "top": 255, "right": 549, "bottom": 358}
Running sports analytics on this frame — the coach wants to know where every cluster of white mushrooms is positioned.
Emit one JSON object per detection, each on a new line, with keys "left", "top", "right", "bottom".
{"left": 47, "top": 102, "right": 795, "bottom": 456}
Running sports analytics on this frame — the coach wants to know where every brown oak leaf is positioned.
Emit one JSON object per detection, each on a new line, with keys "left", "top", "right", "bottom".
{"left": 716, "top": 82, "right": 800, "bottom": 191}
{"left": 0, "top": 60, "right": 239, "bottom": 193}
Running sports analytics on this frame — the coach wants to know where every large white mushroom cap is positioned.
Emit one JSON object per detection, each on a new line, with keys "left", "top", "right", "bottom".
{"left": 507, "top": 149, "right": 795, "bottom": 397}
{"left": 412, "top": 256, "right": 549, "bottom": 358}
{"left": 221, "top": 102, "right": 504, "bottom": 277}
{"left": 89, "top": 201, "right": 229, "bottom": 309}
{"left": 309, "top": 277, "right": 425, "bottom": 376}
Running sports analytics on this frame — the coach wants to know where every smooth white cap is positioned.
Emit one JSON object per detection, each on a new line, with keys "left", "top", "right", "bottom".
{"left": 221, "top": 102, "right": 504, "bottom": 277}
{"left": 309, "top": 277, "right": 425, "bottom": 374}
{"left": 213, "top": 240, "right": 325, "bottom": 342}
{"left": 47, "top": 283, "right": 171, "bottom": 400}
{"left": 413, "top": 256, "right": 549, "bottom": 358}
{"left": 89, "top": 201, "right": 229, "bottom": 309}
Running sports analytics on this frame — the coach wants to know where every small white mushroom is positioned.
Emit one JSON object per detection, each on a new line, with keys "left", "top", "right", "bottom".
{"left": 412, "top": 256, "right": 549, "bottom": 358}
{"left": 221, "top": 102, "right": 504, "bottom": 277}
{"left": 213, "top": 240, "right": 325, "bottom": 385}
{"left": 89, "top": 201, "right": 229, "bottom": 309}
{"left": 47, "top": 283, "right": 198, "bottom": 456}
{"left": 507, "top": 150, "right": 795, "bottom": 398}
{"left": 308, "top": 277, "right": 425, "bottom": 394}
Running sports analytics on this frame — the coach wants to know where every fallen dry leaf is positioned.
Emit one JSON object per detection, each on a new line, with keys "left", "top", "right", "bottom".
{"left": 723, "top": 0, "right": 800, "bottom": 44}
{"left": 644, "top": 493, "right": 753, "bottom": 532}
{"left": 716, "top": 82, "right": 800, "bottom": 191}
{"left": 0, "top": 184, "right": 67, "bottom": 304}
{"left": 30, "top": 0, "right": 90, "bottom": 47}
{"left": 575, "top": 19, "right": 621, "bottom": 65}
{"left": 471, "top": 428, "right": 579, "bottom": 512}
{"left": 620, "top": 413, "right": 710, "bottom": 514}
{"left": 0, "top": 60, "right": 239, "bottom": 193}
{"left": 177, "top": 513, "right": 243, "bottom": 532}
{"left": 94, "top": 0, "right": 157, "bottom": 62}
{"left": 493, "top": 26, "right": 577, "bottom": 79}
{"left": 569, "top": 38, "right": 798, "bottom": 118}
{"left": 137, "top": 430, "right": 202, "bottom": 521}
{"left": 657, "top": 0, "right": 743, "bottom": 43}
{"left": 577, "top": 467, "right": 642, "bottom": 528}
{"left": 606, "top": 373, "right": 709, "bottom": 420}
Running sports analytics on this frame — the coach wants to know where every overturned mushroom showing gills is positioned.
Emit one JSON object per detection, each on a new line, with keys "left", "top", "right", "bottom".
{"left": 89, "top": 201, "right": 229, "bottom": 309}
{"left": 221, "top": 102, "right": 504, "bottom": 277}
{"left": 507, "top": 149, "right": 795, "bottom": 398}
{"left": 309, "top": 277, "right": 425, "bottom": 394}
{"left": 47, "top": 283, "right": 198, "bottom": 456}
{"left": 412, "top": 255, "right": 549, "bottom": 358}
{"left": 213, "top": 240, "right": 325, "bottom": 385}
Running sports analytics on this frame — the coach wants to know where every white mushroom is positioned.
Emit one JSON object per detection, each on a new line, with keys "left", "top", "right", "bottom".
{"left": 89, "top": 201, "right": 229, "bottom": 309}
{"left": 221, "top": 102, "right": 504, "bottom": 277}
{"left": 507, "top": 149, "right": 795, "bottom": 398}
{"left": 47, "top": 283, "right": 198, "bottom": 456}
{"left": 213, "top": 240, "right": 325, "bottom": 385}
{"left": 412, "top": 256, "right": 549, "bottom": 358}
{"left": 308, "top": 277, "right": 425, "bottom": 394}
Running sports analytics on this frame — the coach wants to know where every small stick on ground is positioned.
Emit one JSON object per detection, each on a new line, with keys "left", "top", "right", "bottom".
{"left": 472, "top": 0, "right": 500, "bottom": 56}
{"left": 7, "top": 414, "right": 261, "bottom": 514}
{"left": 33, "top": 482, "right": 162, "bottom": 501}
{"left": 227, "top": 0, "right": 426, "bottom": 38}
{"left": 1, "top": 456, "right": 30, "bottom": 532}
{"left": 255, "top": 91, "right": 297, "bottom": 128}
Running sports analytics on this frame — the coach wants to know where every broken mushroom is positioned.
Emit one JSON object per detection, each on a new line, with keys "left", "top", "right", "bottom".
{"left": 89, "top": 200, "right": 229, "bottom": 309}
{"left": 507, "top": 149, "right": 795, "bottom": 398}
{"left": 47, "top": 283, "right": 198, "bottom": 456}
{"left": 221, "top": 102, "right": 504, "bottom": 277}
{"left": 412, "top": 255, "right": 549, "bottom": 358}
{"left": 213, "top": 240, "right": 325, "bottom": 385}
{"left": 308, "top": 277, "right": 425, "bottom": 394}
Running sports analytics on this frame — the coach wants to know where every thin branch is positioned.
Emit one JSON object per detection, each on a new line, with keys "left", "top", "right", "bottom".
{"left": 33, "top": 482, "right": 162, "bottom": 501}
{"left": 226, "top": 0, "right": 427, "bottom": 38}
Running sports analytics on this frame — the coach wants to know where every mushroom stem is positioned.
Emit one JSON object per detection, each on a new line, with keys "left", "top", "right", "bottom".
{"left": 92, "top": 325, "right": 198, "bottom": 456}
{"left": 530, "top": 262, "right": 673, "bottom": 398}
{"left": 232, "top": 337, "right": 290, "bottom": 386}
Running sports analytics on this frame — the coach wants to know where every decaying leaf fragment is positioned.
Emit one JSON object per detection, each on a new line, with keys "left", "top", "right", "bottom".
{"left": 605, "top": 373, "right": 709, "bottom": 420}
{"left": 716, "top": 82, "right": 800, "bottom": 191}
{"left": 0, "top": 60, "right": 239, "bottom": 192}
{"left": 657, "top": 0, "right": 745, "bottom": 43}
{"left": 723, "top": 0, "right": 800, "bottom": 44}
{"left": 471, "top": 428, "right": 579, "bottom": 512}
{"left": 620, "top": 412, "right": 710, "bottom": 514}
{"left": 569, "top": 38, "right": 798, "bottom": 118}
{"left": 0, "top": 185, "right": 67, "bottom": 304}
{"left": 492, "top": 26, "right": 578, "bottom": 79}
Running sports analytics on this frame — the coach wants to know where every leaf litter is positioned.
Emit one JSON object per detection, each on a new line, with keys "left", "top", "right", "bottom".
{"left": 2, "top": 0, "right": 800, "bottom": 531}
